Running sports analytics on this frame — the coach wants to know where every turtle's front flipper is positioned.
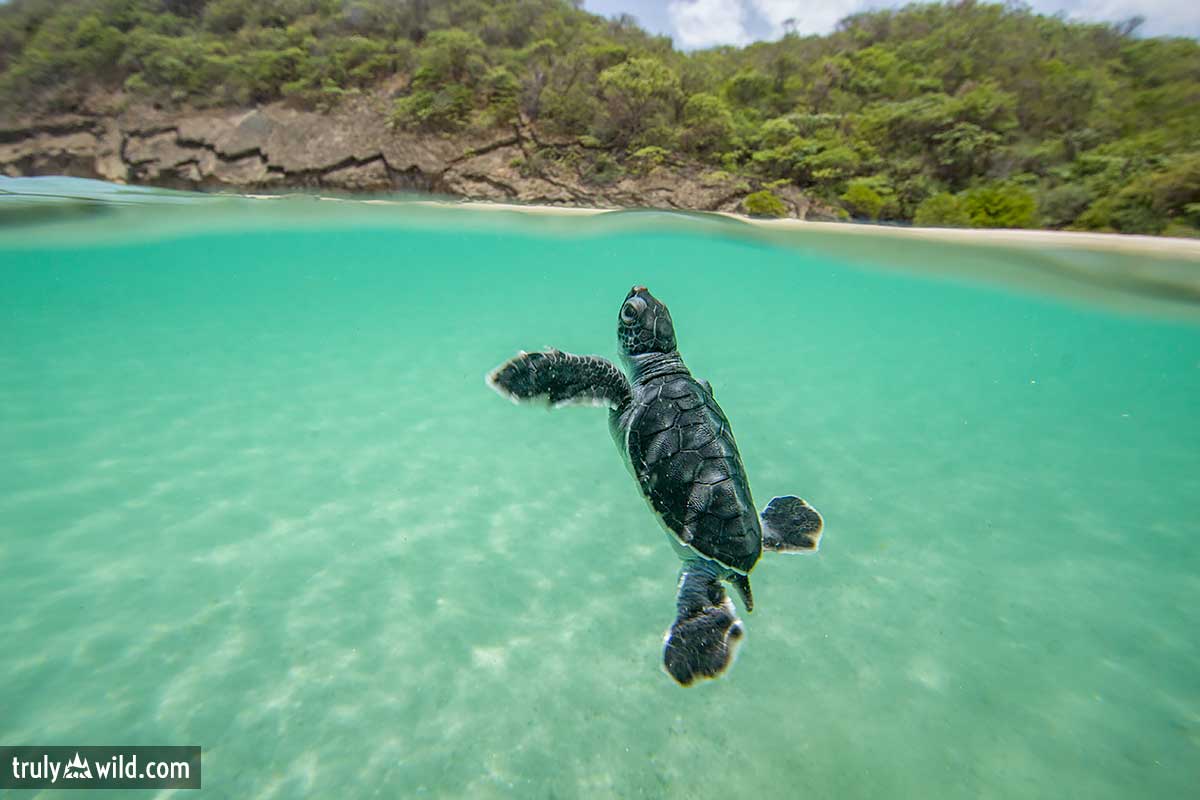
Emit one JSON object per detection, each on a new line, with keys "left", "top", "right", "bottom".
{"left": 487, "top": 349, "right": 632, "bottom": 410}
{"left": 663, "top": 561, "right": 745, "bottom": 686}
{"left": 761, "top": 495, "right": 824, "bottom": 553}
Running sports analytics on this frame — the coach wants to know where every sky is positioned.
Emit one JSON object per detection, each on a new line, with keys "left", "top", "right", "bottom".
{"left": 582, "top": 0, "right": 1200, "bottom": 48}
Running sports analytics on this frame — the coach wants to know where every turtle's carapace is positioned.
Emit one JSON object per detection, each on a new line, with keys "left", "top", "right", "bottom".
{"left": 487, "top": 286, "right": 824, "bottom": 686}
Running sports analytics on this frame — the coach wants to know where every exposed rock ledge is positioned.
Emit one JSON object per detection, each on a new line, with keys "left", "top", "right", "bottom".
{"left": 0, "top": 96, "right": 833, "bottom": 219}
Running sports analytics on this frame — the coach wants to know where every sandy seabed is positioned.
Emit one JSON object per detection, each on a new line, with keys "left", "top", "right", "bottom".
{"left": 1, "top": 188, "right": 1198, "bottom": 798}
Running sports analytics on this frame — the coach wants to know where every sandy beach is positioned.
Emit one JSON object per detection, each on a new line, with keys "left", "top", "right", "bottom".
{"left": 413, "top": 196, "right": 1200, "bottom": 258}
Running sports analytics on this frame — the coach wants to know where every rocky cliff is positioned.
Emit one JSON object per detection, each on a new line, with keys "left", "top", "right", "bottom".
{"left": 0, "top": 94, "right": 833, "bottom": 218}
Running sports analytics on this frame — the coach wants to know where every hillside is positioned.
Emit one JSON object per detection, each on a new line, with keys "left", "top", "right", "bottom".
{"left": 1, "top": 0, "right": 1198, "bottom": 235}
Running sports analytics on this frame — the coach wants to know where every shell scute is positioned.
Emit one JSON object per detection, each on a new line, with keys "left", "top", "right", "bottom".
{"left": 638, "top": 401, "right": 680, "bottom": 438}
{"left": 628, "top": 375, "right": 763, "bottom": 573}
{"left": 660, "top": 378, "right": 693, "bottom": 400}
{"left": 666, "top": 450, "right": 704, "bottom": 485}
{"left": 695, "top": 459, "right": 729, "bottom": 486}
{"left": 644, "top": 427, "right": 682, "bottom": 466}
{"left": 709, "top": 480, "right": 742, "bottom": 520}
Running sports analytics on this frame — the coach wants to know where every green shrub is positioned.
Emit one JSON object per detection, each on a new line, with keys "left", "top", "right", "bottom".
{"left": 757, "top": 117, "right": 798, "bottom": 148}
{"left": 391, "top": 86, "right": 475, "bottom": 132}
{"left": 515, "top": 149, "right": 553, "bottom": 177}
{"left": 841, "top": 180, "right": 885, "bottom": 220}
{"left": 629, "top": 146, "right": 669, "bottom": 174}
{"left": 283, "top": 77, "right": 352, "bottom": 112}
{"left": 1162, "top": 222, "right": 1200, "bottom": 239}
{"left": 804, "top": 144, "right": 861, "bottom": 181}
{"left": 743, "top": 190, "right": 788, "bottom": 218}
{"left": 1038, "top": 183, "right": 1094, "bottom": 228}
{"left": 582, "top": 152, "right": 623, "bottom": 186}
{"left": 1148, "top": 154, "right": 1200, "bottom": 224}
{"left": 1087, "top": 186, "right": 1162, "bottom": 235}
{"left": 1075, "top": 156, "right": 1200, "bottom": 234}
{"left": 1073, "top": 196, "right": 1117, "bottom": 232}
{"left": 913, "top": 193, "right": 971, "bottom": 227}
{"left": 960, "top": 183, "right": 1037, "bottom": 228}
{"left": 700, "top": 170, "right": 731, "bottom": 186}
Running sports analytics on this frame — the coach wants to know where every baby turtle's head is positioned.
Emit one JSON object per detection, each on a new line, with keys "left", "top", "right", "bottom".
{"left": 618, "top": 286, "right": 676, "bottom": 356}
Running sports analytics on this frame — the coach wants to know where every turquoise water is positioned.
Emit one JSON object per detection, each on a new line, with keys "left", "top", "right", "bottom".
{"left": 2, "top": 177, "right": 1199, "bottom": 797}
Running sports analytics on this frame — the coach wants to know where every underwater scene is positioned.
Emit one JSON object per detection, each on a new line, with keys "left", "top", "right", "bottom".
{"left": 2, "top": 177, "right": 1199, "bottom": 798}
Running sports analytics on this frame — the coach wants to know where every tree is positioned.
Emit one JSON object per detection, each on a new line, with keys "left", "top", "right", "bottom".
{"left": 412, "top": 28, "right": 487, "bottom": 88}
{"left": 597, "top": 56, "right": 680, "bottom": 146}
{"left": 679, "top": 93, "right": 734, "bottom": 157}
{"left": 724, "top": 69, "right": 773, "bottom": 108}
{"left": 2, "top": 0, "right": 1197, "bottom": 236}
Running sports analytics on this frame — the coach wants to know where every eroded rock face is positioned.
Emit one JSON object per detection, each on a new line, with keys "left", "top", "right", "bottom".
{"left": 0, "top": 117, "right": 101, "bottom": 178}
{"left": 0, "top": 94, "right": 838, "bottom": 219}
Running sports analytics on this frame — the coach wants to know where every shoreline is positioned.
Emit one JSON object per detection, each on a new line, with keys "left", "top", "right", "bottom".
{"left": 3, "top": 98, "right": 1196, "bottom": 257}
{"left": 6, "top": 173, "right": 1200, "bottom": 261}
{"left": 395, "top": 196, "right": 1200, "bottom": 260}
{"left": 3, "top": 174, "right": 1199, "bottom": 318}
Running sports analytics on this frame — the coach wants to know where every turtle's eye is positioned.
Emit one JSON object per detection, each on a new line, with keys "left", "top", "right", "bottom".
{"left": 621, "top": 297, "right": 646, "bottom": 323}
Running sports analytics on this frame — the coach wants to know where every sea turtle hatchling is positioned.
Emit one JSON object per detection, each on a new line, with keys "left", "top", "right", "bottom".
{"left": 486, "top": 286, "right": 824, "bottom": 686}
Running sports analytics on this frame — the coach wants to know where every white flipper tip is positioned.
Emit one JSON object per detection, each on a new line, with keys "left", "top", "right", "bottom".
{"left": 662, "top": 596, "right": 745, "bottom": 687}
{"left": 484, "top": 368, "right": 523, "bottom": 406}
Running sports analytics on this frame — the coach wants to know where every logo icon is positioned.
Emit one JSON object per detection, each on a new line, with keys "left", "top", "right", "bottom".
{"left": 63, "top": 753, "right": 92, "bottom": 780}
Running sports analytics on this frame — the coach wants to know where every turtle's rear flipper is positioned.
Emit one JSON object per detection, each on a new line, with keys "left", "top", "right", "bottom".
{"left": 761, "top": 495, "right": 823, "bottom": 552}
{"left": 663, "top": 562, "right": 745, "bottom": 686}
{"left": 486, "top": 349, "right": 632, "bottom": 410}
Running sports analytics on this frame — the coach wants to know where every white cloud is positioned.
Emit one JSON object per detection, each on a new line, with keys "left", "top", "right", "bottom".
{"left": 660, "top": 0, "right": 1199, "bottom": 47}
{"left": 1039, "top": 0, "right": 1200, "bottom": 37}
{"left": 667, "top": 0, "right": 752, "bottom": 48}
{"left": 666, "top": 0, "right": 885, "bottom": 47}
{"left": 747, "top": 0, "right": 872, "bottom": 37}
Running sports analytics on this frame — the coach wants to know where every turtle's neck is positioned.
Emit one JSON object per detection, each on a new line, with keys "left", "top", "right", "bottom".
{"left": 626, "top": 351, "right": 690, "bottom": 383}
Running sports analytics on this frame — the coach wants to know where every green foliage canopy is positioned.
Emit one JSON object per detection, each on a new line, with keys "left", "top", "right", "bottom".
{"left": 1, "top": 0, "right": 1197, "bottom": 235}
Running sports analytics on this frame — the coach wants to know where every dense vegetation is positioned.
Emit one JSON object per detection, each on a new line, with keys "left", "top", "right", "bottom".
{"left": 2, "top": 0, "right": 1198, "bottom": 234}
